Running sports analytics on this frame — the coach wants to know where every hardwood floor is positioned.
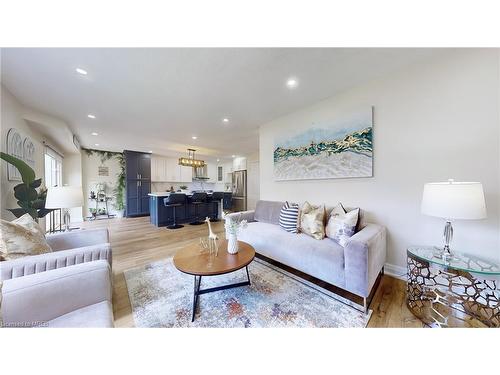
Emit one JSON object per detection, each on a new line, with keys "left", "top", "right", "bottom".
{"left": 80, "top": 216, "right": 425, "bottom": 328}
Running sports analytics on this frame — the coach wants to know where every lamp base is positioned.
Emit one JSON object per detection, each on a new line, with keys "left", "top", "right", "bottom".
{"left": 435, "top": 220, "right": 454, "bottom": 261}
{"left": 63, "top": 209, "right": 71, "bottom": 232}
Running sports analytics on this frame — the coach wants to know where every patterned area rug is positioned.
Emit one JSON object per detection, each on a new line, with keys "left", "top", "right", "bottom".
{"left": 124, "top": 257, "right": 371, "bottom": 328}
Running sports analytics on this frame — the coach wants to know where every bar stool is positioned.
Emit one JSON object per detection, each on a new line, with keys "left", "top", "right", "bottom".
{"left": 210, "top": 191, "right": 225, "bottom": 221}
{"left": 164, "top": 193, "right": 186, "bottom": 229}
{"left": 223, "top": 192, "right": 233, "bottom": 211}
{"left": 189, "top": 192, "right": 207, "bottom": 225}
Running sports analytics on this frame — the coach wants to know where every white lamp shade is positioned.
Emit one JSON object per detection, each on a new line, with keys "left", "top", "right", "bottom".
{"left": 421, "top": 180, "right": 487, "bottom": 220}
{"left": 45, "top": 186, "right": 84, "bottom": 209}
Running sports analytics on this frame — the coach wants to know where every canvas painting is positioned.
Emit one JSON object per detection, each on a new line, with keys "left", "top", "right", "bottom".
{"left": 273, "top": 107, "right": 373, "bottom": 180}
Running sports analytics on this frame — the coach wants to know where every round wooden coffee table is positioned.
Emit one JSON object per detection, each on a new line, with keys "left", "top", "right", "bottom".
{"left": 173, "top": 240, "right": 255, "bottom": 322}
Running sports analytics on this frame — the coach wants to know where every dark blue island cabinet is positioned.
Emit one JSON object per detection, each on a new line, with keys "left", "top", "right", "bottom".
{"left": 124, "top": 150, "right": 151, "bottom": 217}
{"left": 149, "top": 195, "right": 220, "bottom": 227}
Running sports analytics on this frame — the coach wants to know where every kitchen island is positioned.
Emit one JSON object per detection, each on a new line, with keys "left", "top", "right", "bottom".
{"left": 148, "top": 192, "right": 232, "bottom": 227}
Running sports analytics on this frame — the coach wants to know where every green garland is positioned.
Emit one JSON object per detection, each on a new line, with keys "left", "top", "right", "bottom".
{"left": 82, "top": 148, "right": 126, "bottom": 211}
{"left": 82, "top": 147, "right": 122, "bottom": 164}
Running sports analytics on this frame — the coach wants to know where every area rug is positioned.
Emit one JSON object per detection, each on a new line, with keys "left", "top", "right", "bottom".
{"left": 124, "top": 257, "right": 371, "bottom": 328}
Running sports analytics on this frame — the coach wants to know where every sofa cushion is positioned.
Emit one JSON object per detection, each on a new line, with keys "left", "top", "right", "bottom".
{"left": 254, "top": 200, "right": 285, "bottom": 225}
{"left": 0, "top": 214, "right": 52, "bottom": 261}
{"left": 326, "top": 203, "right": 360, "bottom": 247}
{"left": 279, "top": 201, "right": 299, "bottom": 233}
{"left": 299, "top": 201, "right": 326, "bottom": 240}
{"left": 44, "top": 301, "right": 114, "bottom": 328}
{"left": 237, "top": 221, "right": 345, "bottom": 287}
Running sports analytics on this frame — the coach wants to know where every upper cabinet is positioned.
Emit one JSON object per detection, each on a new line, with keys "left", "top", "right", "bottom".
{"left": 207, "top": 163, "right": 217, "bottom": 183}
{"left": 179, "top": 165, "right": 193, "bottom": 182}
{"left": 151, "top": 155, "right": 193, "bottom": 182}
{"left": 151, "top": 156, "right": 167, "bottom": 181}
{"left": 233, "top": 156, "right": 247, "bottom": 171}
{"left": 125, "top": 150, "right": 151, "bottom": 180}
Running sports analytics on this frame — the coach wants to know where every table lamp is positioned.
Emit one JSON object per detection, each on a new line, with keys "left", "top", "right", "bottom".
{"left": 45, "top": 186, "right": 84, "bottom": 231}
{"left": 421, "top": 179, "right": 487, "bottom": 260}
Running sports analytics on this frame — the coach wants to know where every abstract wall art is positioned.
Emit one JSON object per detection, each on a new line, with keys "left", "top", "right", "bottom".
{"left": 273, "top": 107, "right": 373, "bottom": 181}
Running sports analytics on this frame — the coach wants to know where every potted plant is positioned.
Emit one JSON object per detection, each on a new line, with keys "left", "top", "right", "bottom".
{"left": 0, "top": 152, "right": 54, "bottom": 221}
{"left": 224, "top": 216, "right": 248, "bottom": 254}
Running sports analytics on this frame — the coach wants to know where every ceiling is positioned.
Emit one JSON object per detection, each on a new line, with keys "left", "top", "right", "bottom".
{"left": 1, "top": 48, "right": 442, "bottom": 158}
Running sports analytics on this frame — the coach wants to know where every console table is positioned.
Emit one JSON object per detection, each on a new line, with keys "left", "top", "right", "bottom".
{"left": 407, "top": 246, "right": 500, "bottom": 328}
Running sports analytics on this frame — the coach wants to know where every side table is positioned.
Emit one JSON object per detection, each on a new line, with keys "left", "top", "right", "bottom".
{"left": 406, "top": 246, "right": 500, "bottom": 328}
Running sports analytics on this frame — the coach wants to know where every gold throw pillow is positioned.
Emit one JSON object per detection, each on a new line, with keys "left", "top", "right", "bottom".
{"left": 299, "top": 201, "right": 325, "bottom": 240}
{"left": 0, "top": 214, "right": 52, "bottom": 261}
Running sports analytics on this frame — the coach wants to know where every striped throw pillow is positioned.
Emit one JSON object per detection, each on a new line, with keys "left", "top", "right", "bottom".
{"left": 279, "top": 201, "right": 299, "bottom": 233}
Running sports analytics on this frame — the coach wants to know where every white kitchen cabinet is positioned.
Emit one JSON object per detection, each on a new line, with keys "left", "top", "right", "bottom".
{"left": 152, "top": 156, "right": 193, "bottom": 182}
{"left": 206, "top": 163, "right": 217, "bottom": 182}
{"left": 233, "top": 156, "right": 247, "bottom": 171}
{"left": 179, "top": 165, "right": 193, "bottom": 182}
{"left": 165, "top": 158, "right": 179, "bottom": 182}
{"left": 151, "top": 156, "right": 167, "bottom": 181}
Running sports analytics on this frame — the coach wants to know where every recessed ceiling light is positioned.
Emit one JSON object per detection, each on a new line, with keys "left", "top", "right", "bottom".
{"left": 76, "top": 68, "right": 88, "bottom": 75}
{"left": 223, "top": 118, "right": 229, "bottom": 123}
{"left": 94, "top": 143, "right": 100, "bottom": 147}
{"left": 148, "top": 151, "right": 153, "bottom": 153}
{"left": 91, "top": 132, "right": 98, "bottom": 136}
{"left": 286, "top": 77, "right": 298, "bottom": 89}
{"left": 87, "top": 114, "right": 96, "bottom": 119}
{"left": 232, "top": 155, "right": 236, "bottom": 158}
{"left": 192, "top": 136, "right": 197, "bottom": 140}
{"left": 217, "top": 159, "right": 220, "bottom": 162}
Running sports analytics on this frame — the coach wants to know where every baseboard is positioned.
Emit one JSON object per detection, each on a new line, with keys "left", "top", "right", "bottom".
{"left": 384, "top": 263, "right": 406, "bottom": 281}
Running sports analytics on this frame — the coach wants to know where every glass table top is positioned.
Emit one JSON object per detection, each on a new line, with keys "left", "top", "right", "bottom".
{"left": 407, "top": 246, "right": 500, "bottom": 276}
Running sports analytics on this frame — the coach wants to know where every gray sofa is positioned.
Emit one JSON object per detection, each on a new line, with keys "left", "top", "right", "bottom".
{"left": 225, "top": 200, "right": 386, "bottom": 311}
{"left": 1, "top": 260, "right": 113, "bottom": 327}
{"left": 0, "top": 229, "right": 114, "bottom": 327}
{"left": 1, "top": 229, "right": 112, "bottom": 281}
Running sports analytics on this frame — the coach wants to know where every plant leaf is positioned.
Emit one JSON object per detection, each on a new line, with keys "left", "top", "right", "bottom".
{"left": 0, "top": 152, "right": 35, "bottom": 185}
{"left": 14, "top": 184, "right": 38, "bottom": 202}
{"left": 7, "top": 208, "right": 28, "bottom": 218}
{"left": 32, "top": 199, "right": 46, "bottom": 209}
{"left": 37, "top": 208, "right": 54, "bottom": 218}
{"left": 30, "top": 178, "right": 42, "bottom": 188}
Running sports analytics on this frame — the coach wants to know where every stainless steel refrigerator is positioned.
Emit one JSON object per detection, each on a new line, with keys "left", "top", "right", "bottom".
{"left": 231, "top": 170, "right": 247, "bottom": 212}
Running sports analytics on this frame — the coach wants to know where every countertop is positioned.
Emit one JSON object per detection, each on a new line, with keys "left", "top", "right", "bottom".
{"left": 148, "top": 191, "right": 230, "bottom": 197}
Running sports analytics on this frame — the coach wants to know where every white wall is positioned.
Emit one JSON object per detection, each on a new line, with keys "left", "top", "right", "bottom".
{"left": 62, "top": 152, "right": 83, "bottom": 222}
{"left": 246, "top": 152, "right": 260, "bottom": 210}
{"left": 1, "top": 84, "right": 82, "bottom": 227}
{"left": 1, "top": 85, "right": 45, "bottom": 221}
{"left": 260, "top": 49, "right": 500, "bottom": 269}
{"left": 81, "top": 151, "right": 121, "bottom": 219}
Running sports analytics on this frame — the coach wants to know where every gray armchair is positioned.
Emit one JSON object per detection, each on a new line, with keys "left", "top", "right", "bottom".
{"left": 1, "top": 260, "right": 113, "bottom": 327}
{"left": 0, "top": 229, "right": 112, "bottom": 281}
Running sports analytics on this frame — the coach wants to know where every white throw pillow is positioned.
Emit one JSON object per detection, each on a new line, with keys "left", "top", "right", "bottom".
{"left": 0, "top": 213, "right": 52, "bottom": 261}
{"left": 326, "top": 203, "right": 359, "bottom": 247}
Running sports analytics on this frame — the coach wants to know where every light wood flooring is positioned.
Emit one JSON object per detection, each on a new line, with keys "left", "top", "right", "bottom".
{"left": 80, "top": 216, "right": 425, "bottom": 328}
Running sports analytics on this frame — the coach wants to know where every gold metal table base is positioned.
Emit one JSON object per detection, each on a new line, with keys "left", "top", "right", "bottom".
{"left": 406, "top": 251, "right": 500, "bottom": 328}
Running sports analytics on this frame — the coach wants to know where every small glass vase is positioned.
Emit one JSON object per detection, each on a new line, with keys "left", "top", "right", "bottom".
{"left": 227, "top": 233, "right": 239, "bottom": 254}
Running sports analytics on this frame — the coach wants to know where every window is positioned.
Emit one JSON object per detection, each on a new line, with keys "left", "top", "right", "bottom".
{"left": 44, "top": 146, "right": 63, "bottom": 231}
{"left": 217, "top": 166, "right": 223, "bottom": 182}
